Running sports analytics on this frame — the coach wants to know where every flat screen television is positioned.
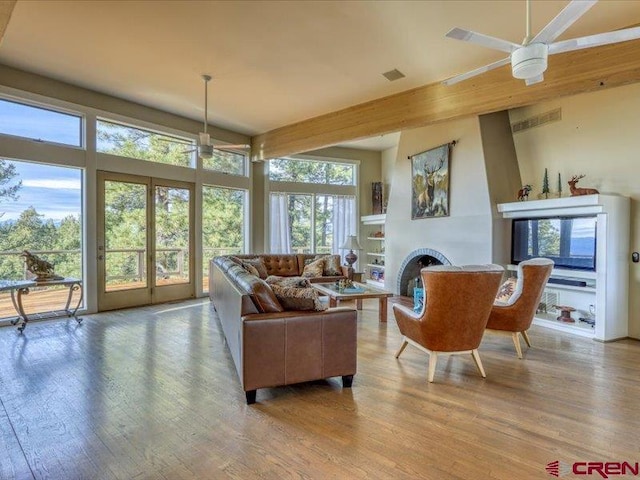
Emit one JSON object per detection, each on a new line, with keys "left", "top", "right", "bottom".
{"left": 511, "top": 216, "right": 597, "bottom": 271}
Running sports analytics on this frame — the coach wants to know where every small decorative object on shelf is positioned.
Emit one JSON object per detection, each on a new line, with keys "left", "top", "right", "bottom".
{"left": 553, "top": 305, "right": 576, "bottom": 323}
{"left": 557, "top": 172, "right": 563, "bottom": 198}
{"left": 21, "top": 250, "right": 64, "bottom": 281}
{"left": 568, "top": 174, "right": 599, "bottom": 196}
{"left": 517, "top": 184, "right": 532, "bottom": 201}
{"left": 372, "top": 182, "right": 384, "bottom": 215}
{"left": 536, "top": 302, "right": 548, "bottom": 314}
{"left": 542, "top": 168, "right": 550, "bottom": 199}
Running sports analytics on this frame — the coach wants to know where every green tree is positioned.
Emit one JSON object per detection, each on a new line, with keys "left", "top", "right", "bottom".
{"left": 542, "top": 168, "right": 550, "bottom": 199}
{"left": 0, "top": 158, "right": 22, "bottom": 217}
{"left": 557, "top": 172, "right": 562, "bottom": 197}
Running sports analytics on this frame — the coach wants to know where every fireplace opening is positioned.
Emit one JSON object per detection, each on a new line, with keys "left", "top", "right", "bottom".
{"left": 397, "top": 248, "right": 451, "bottom": 297}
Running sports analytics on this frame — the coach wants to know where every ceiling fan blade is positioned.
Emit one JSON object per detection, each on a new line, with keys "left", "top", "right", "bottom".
{"left": 199, "top": 132, "right": 210, "bottom": 146}
{"left": 213, "top": 144, "right": 251, "bottom": 150}
{"left": 446, "top": 27, "right": 521, "bottom": 53}
{"left": 531, "top": 0, "right": 597, "bottom": 45}
{"left": 442, "top": 57, "right": 511, "bottom": 86}
{"left": 525, "top": 74, "right": 544, "bottom": 86}
{"left": 549, "top": 26, "right": 640, "bottom": 54}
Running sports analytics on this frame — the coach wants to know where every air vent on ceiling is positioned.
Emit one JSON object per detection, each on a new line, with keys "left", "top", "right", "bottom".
{"left": 511, "top": 108, "right": 562, "bottom": 133}
{"left": 382, "top": 69, "right": 406, "bottom": 82}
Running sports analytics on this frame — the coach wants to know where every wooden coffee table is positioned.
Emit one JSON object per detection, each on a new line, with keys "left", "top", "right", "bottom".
{"left": 312, "top": 281, "right": 393, "bottom": 322}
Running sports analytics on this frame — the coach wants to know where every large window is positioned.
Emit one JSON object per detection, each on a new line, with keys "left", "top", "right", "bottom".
{"left": 269, "top": 157, "right": 357, "bottom": 255}
{"left": 0, "top": 98, "right": 82, "bottom": 147}
{"left": 97, "top": 119, "right": 193, "bottom": 167}
{"left": 269, "top": 158, "right": 354, "bottom": 185}
{"left": 0, "top": 159, "right": 83, "bottom": 318}
{"left": 203, "top": 149, "right": 246, "bottom": 176}
{"left": 202, "top": 185, "right": 246, "bottom": 291}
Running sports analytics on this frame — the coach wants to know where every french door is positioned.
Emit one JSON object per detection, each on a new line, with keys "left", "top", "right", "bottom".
{"left": 97, "top": 171, "right": 195, "bottom": 311}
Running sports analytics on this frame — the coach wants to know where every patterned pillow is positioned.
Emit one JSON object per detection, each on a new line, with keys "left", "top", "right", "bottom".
{"left": 314, "top": 255, "right": 342, "bottom": 276}
{"left": 265, "top": 275, "right": 311, "bottom": 288}
{"left": 270, "top": 284, "right": 327, "bottom": 311}
{"left": 241, "top": 262, "right": 260, "bottom": 277}
{"left": 302, "top": 257, "right": 325, "bottom": 278}
{"left": 496, "top": 277, "right": 517, "bottom": 303}
{"left": 241, "top": 257, "right": 268, "bottom": 279}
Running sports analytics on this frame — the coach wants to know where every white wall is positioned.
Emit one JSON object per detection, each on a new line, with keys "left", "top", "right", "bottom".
{"left": 510, "top": 82, "right": 640, "bottom": 338}
{"left": 385, "top": 116, "right": 493, "bottom": 293}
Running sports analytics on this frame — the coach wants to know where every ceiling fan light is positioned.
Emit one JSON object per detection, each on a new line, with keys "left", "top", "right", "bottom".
{"left": 511, "top": 43, "right": 548, "bottom": 79}
{"left": 199, "top": 144, "right": 214, "bottom": 159}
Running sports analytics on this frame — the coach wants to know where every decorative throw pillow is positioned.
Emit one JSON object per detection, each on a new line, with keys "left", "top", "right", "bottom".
{"left": 496, "top": 277, "right": 517, "bottom": 303}
{"left": 270, "top": 284, "right": 327, "bottom": 311}
{"left": 302, "top": 257, "right": 325, "bottom": 278}
{"left": 266, "top": 275, "right": 311, "bottom": 288}
{"left": 241, "top": 262, "right": 260, "bottom": 277}
{"left": 227, "top": 256, "right": 243, "bottom": 265}
{"left": 242, "top": 257, "right": 268, "bottom": 279}
{"left": 314, "top": 255, "right": 342, "bottom": 276}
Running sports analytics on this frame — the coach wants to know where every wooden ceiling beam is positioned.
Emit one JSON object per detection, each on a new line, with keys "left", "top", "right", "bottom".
{"left": 251, "top": 40, "right": 640, "bottom": 161}
{"left": 0, "top": 1, "right": 16, "bottom": 46}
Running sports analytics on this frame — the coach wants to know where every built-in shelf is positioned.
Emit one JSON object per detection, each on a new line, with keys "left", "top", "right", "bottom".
{"left": 498, "top": 194, "right": 630, "bottom": 341}
{"left": 361, "top": 214, "right": 386, "bottom": 287}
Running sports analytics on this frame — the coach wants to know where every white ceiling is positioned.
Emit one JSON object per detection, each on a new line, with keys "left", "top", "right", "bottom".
{"left": 1, "top": 0, "right": 638, "bottom": 151}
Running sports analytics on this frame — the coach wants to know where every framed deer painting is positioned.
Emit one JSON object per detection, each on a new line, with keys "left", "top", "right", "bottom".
{"left": 410, "top": 143, "right": 450, "bottom": 219}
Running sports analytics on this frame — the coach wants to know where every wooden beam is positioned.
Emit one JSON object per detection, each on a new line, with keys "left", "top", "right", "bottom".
{"left": 251, "top": 40, "right": 640, "bottom": 161}
{"left": 0, "top": 0, "right": 16, "bottom": 46}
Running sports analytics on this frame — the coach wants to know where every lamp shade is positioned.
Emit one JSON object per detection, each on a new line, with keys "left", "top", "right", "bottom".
{"left": 340, "top": 235, "right": 362, "bottom": 251}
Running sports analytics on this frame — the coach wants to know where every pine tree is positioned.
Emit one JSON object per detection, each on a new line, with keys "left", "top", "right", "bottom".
{"left": 542, "top": 168, "right": 550, "bottom": 199}
{"left": 557, "top": 172, "right": 562, "bottom": 198}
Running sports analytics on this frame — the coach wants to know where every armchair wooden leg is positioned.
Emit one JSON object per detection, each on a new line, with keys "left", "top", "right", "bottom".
{"left": 395, "top": 338, "right": 409, "bottom": 359}
{"left": 471, "top": 349, "right": 486, "bottom": 378}
{"left": 521, "top": 330, "right": 532, "bottom": 348}
{"left": 427, "top": 352, "right": 438, "bottom": 383}
{"left": 512, "top": 332, "right": 523, "bottom": 359}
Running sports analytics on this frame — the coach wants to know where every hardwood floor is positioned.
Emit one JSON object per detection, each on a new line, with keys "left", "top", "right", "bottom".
{"left": 0, "top": 298, "right": 639, "bottom": 479}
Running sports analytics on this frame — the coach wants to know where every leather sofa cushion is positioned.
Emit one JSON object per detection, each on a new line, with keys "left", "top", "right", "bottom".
{"left": 228, "top": 264, "right": 284, "bottom": 313}
{"left": 261, "top": 255, "right": 301, "bottom": 277}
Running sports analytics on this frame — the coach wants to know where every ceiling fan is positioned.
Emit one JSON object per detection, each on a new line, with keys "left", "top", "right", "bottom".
{"left": 188, "top": 74, "right": 249, "bottom": 159}
{"left": 443, "top": 0, "right": 640, "bottom": 86}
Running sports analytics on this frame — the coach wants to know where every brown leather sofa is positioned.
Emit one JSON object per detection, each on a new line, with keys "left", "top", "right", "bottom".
{"left": 209, "top": 254, "right": 357, "bottom": 404}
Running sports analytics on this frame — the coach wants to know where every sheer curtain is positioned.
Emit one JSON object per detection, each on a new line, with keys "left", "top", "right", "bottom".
{"left": 332, "top": 195, "right": 356, "bottom": 259}
{"left": 270, "top": 193, "right": 291, "bottom": 253}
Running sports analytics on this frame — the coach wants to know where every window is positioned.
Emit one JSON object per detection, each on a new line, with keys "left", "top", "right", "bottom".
{"left": 269, "top": 158, "right": 354, "bottom": 185}
{"left": 203, "top": 149, "right": 246, "bottom": 176}
{"left": 0, "top": 158, "right": 83, "bottom": 318}
{"left": 270, "top": 193, "right": 355, "bottom": 254}
{"left": 202, "top": 185, "right": 246, "bottom": 291}
{"left": 269, "top": 157, "right": 357, "bottom": 255}
{"left": 0, "top": 98, "right": 82, "bottom": 147}
{"left": 97, "top": 119, "right": 193, "bottom": 167}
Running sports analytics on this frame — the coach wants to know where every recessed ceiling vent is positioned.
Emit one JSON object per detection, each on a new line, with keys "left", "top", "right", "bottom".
{"left": 511, "top": 108, "right": 561, "bottom": 133}
{"left": 382, "top": 69, "right": 405, "bottom": 82}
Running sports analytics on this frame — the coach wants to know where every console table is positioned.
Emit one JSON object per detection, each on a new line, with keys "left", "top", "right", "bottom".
{"left": 0, "top": 278, "right": 83, "bottom": 333}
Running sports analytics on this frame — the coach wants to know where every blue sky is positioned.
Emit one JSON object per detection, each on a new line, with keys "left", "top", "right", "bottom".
{"left": 0, "top": 160, "right": 81, "bottom": 222}
{"left": 0, "top": 100, "right": 82, "bottom": 221}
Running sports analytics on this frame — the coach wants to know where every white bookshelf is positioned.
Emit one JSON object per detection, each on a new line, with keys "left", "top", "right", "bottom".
{"left": 361, "top": 214, "right": 386, "bottom": 288}
{"left": 498, "top": 194, "right": 630, "bottom": 341}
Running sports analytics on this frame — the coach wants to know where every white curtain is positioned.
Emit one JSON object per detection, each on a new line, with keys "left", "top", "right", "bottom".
{"left": 270, "top": 193, "right": 291, "bottom": 253}
{"left": 332, "top": 195, "right": 356, "bottom": 258}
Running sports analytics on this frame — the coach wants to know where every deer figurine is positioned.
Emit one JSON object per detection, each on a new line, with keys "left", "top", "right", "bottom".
{"left": 517, "top": 184, "right": 532, "bottom": 201}
{"left": 568, "top": 175, "right": 599, "bottom": 196}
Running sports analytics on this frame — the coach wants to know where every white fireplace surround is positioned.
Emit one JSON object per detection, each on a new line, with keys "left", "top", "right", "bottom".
{"left": 396, "top": 248, "right": 451, "bottom": 294}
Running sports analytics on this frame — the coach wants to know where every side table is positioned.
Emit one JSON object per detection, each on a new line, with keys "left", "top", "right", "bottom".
{"left": 0, "top": 278, "right": 83, "bottom": 333}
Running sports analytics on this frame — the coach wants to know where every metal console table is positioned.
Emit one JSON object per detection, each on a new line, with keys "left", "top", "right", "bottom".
{"left": 0, "top": 278, "right": 83, "bottom": 333}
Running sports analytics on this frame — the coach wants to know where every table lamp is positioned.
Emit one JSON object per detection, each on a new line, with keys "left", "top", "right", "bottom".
{"left": 340, "top": 235, "right": 362, "bottom": 268}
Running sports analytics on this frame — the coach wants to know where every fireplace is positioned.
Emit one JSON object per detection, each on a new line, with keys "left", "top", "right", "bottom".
{"left": 396, "top": 248, "right": 451, "bottom": 297}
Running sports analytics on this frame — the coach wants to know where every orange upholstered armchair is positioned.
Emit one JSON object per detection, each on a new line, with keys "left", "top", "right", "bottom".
{"left": 485, "top": 258, "right": 554, "bottom": 358}
{"left": 393, "top": 265, "right": 504, "bottom": 383}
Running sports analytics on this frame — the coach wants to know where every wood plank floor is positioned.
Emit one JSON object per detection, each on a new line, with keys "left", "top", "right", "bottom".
{"left": 0, "top": 298, "right": 639, "bottom": 479}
